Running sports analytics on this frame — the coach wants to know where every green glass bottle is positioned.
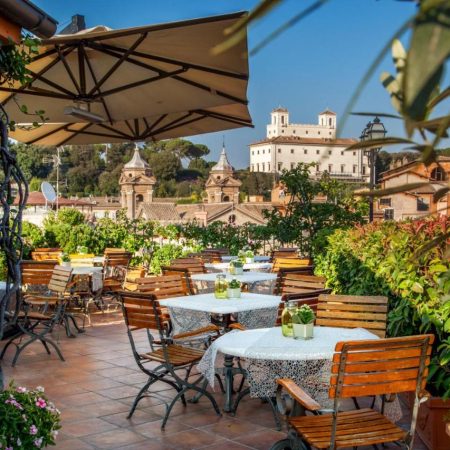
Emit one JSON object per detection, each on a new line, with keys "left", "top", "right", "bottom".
{"left": 281, "top": 300, "right": 297, "bottom": 337}
{"left": 214, "top": 274, "right": 228, "bottom": 299}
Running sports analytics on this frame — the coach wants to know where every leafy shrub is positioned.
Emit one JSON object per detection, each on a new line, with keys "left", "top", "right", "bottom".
{"left": 0, "top": 382, "right": 61, "bottom": 449}
{"left": 150, "top": 243, "right": 184, "bottom": 274}
{"left": 22, "top": 221, "right": 47, "bottom": 259}
{"left": 315, "top": 216, "right": 450, "bottom": 397}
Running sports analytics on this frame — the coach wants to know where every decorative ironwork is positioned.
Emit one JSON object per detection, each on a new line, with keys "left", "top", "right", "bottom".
{"left": 0, "top": 103, "right": 28, "bottom": 387}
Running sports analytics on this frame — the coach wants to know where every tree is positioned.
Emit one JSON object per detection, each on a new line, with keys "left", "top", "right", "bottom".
{"left": 264, "top": 163, "right": 365, "bottom": 257}
{"left": 237, "top": 171, "right": 275, "bottom": 199}
{"left": 9, "top": 142, "right": 54, "bottom": 180}
{"left": 148, "top": 151, "right": 182, "bottom": 181}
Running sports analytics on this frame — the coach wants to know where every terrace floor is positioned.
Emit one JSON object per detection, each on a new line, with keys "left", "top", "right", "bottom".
{"left": 2, "top": 310, "right": 428, "bottom": 450}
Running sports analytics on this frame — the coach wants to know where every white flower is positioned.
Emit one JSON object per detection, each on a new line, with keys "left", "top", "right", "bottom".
{"left": 35, "top": 386, "right": 45, "bottom": 392}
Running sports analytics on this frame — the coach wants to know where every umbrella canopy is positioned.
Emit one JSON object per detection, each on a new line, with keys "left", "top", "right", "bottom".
{"left": 10, "top": 103, "right": 252, "bottom": 145}
{"left": 0, "top": 12, "right": 250, "bottom": 127}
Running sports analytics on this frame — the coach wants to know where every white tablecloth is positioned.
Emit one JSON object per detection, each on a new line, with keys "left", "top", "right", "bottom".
{"left": 159, "top": 293, "right": 281, "bottom": 335}
{"left": 191, "top": 272, "right": 277, "bottom": 284}
{"left": 205, "top": 262, "right": 273, "bottom": 272}
{"left": 221, "top": 256, "right": 271, "bottom": 262}
{"left": 198, "top": 326, "right": 402, "bottom": 421}
{"left": 70, "top": 266, "right": 103, "bottom": 275}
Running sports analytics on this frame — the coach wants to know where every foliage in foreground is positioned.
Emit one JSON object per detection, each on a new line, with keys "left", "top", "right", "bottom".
{"left": 0, "top": 382, "right": 61, "bottom": 449}
{"left": 315, "top": 216, "right": 450, "bottom": 397}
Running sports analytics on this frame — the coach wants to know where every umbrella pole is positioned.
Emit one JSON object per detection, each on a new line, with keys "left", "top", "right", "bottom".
{"left": 0, "top": 104, "right": 28, "bottom": 389}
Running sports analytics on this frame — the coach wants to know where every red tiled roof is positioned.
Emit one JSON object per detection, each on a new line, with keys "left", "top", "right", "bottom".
{"left": 250, "top": 136, "right": 357, "bottom": 146}
{"left": 14, "top": 191, "right": 93, "bottom": 206}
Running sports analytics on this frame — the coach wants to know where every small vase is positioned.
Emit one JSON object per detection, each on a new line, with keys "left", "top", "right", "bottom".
{"left": 227, "top": 288, "right": 241, "bottom": 299}
{"left": 293, "top": 323, "right": 314, "bottom": 340}
{"left": 61, "top": 261, "right": 71, "bottom": 267}
{"left": 245, "top": 257, "right": 254, "bottom": 264}
{"left": 234, "top": 267, "right": 243, "bottom": 275}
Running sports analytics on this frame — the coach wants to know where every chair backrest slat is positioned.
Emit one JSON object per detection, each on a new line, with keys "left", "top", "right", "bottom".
{"left": 272, "top": 257, "right": 311, "bottom": 273}
{"left": 20, "top": 260, "right": 57, "bottom": 286}
{"left": 120, "top": 292, "right": 165, "bottom": 331}
{"left": 329, "top": 335, "right": 433, "bottom": 399}
{"left": 316, "top": 294, "right": 388, "bottom": 338}
{"left": 48, "top": 265, "right": 72, "bottom": 294}
{"left": 133, "top": 274, "right": 188, "bottom": 298}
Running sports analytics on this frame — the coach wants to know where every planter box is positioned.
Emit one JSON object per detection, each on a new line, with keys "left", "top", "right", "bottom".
{"left": 292, "top": 322, "right": 314, "bottom": 340}
{"left": 407, "top": 392, "right": 450, "bottom": 450}
{"left": 227, "top": 288, "right": 241, "bottom": 299}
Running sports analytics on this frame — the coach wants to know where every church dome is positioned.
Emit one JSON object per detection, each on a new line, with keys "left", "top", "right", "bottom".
{"left": 124, "top": 147, "right": 149, "bottom": 169}
{"left": 211, "top": 147, "right": 233, "bottom": 172}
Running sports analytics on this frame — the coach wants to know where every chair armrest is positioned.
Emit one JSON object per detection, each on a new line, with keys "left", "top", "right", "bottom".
{"left": 172, "top": 324, "right": 220, "bottom": 340}
{"left": 277, "top": 378, "right": 322, "bottom": 412}
{"left": 229, "top": 323, "right": 247, "bottom": 331}
{"left": 418, "top": 389, "right": 431, "bottom": 403}
{"left": 24, "top": 295, "right": 58, "bottom": 305}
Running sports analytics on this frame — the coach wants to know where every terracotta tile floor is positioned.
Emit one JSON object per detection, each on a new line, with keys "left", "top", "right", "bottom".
{"left": 1, "top": 311, "right": 428, "bottom": 449}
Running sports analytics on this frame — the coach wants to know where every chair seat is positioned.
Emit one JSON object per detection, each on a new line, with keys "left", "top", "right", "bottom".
{"left": 289, "top": 408, "right": 406, "bottom": 449}
{"left": 18, "top": 311, "right": 52, "bottom": 320}
{"left": 103, "top": 279, "right": 122, "bottom": 289}
{"left": 140, "top": 344, "right": 204, "bottom": 366}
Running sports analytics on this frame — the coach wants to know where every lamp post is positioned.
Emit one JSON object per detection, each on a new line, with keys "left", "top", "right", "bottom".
{"left": 360, "top": 116, "right": 387, "bottom": 222}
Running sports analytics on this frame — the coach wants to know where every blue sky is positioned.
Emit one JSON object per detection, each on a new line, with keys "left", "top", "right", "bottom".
{"left": 34, "top": 0, "right": 423, "bottom": 168}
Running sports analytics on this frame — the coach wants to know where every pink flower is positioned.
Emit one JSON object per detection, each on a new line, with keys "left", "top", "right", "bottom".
{"left": 35, "top": 386, "right": 44, "bottom": 392}
{"left": 16, "top": 386, "right": 27, "bottom": 393}
{"left": 34, "top": 437, "right": 43, "bottom": 448}
{"left": 30, "top": 425, "right": 38, "bottom": 435}
{"left": 35, "top": 398, "right": 47, "bottom": 408}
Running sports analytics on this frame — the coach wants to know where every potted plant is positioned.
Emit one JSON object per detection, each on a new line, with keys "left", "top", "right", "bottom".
{"left": 245, "top": 250, "right": 254, "bottom": 264}
{"left": 59, "top": 253, "right": 70, "bottom": 267}
{"left": 229, "top": 259, "right": 243, "bottom": 275}
{"left": 0, "top": 382, "right": 61, "bottom": 449}
{"left": 76, "top": 245, "right": 88, "bottom": 255}
{"left": 227, "top": 278, "right": 241, "bottom": 299}
{"left": 291, "top": 305, "right": 315, "bottom": 340}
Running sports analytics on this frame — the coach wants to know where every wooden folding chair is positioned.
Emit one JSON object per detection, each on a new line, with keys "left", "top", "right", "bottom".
{"left": 274, "top": 271, "right": 326, "bottom": 296}
{"left": 316, "top": 294, "right": 388, "bottom": 338}
{"left": 1, "top": 265, "right": 73, "bottom": 366}
{"left": 272, "top": 257, "right": 312, "bottom": 273}
{"left": 162, "top": 258, "right": 206, "bottom": 294}
{"left": 120, "top": 291, "right": 221, "bottom": 428}
{"left": 271, "top": 334, "right": 434, "bottom": 450}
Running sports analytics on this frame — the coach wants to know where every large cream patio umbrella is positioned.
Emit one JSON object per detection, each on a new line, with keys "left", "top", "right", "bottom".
{"left": 0, "top": 12, "right": 250, "bottom": 127}
{"left": 10, "top": 103, "right": 252, "bottom": 145}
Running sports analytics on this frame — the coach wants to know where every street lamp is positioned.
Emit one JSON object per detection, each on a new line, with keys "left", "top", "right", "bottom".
{"left": 360, "top": 116, "right": 387, "bottom": 222}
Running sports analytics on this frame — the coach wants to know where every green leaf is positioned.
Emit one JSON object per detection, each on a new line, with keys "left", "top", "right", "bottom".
{"left": 412, "top": 282, "right": 424, "bottom": 293}
{"left": 403, "top": 1, "right": 450, "bottom": 120}
{"left": 429, "top": 264, "right": 448, "bottom": 273}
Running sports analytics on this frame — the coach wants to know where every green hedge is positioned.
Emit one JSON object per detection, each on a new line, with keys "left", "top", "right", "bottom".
{"left": 315, "top": 217, "right": 450, "bottom": 398}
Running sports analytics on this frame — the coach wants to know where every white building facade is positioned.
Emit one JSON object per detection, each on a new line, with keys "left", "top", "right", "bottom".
{"left": 250, "top": 108, "right": 369, "bottom": 181}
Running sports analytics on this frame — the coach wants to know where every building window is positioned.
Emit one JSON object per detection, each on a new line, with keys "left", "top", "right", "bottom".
{"left": 431, "top": 167, "right": 446, "bottom": 181}
{"left": 256, "top": 163, "right": 259, "bottom": 171}
{"left": 291, "top": 149, "right": 294, "bottom": 154}
{"left": 380, "top": 198, "right": 392, "bottom": 207}
{"left": 341, "top": 164, "right": 345, "bottom": 173}
{"left": 328, "top": 150, "right": 332, "bottom": 155}
{"left": 268, "top": 149, "right": 270, "bottom": 154}
{"left": 417, "top": 197, "right": 429, "bottom": 212}
{"left": 353, "top": 165, "right": 357, "bottom": 174}
{"left": 316, "top": 165, "right": 320, "bottom": 172}
{"left": 329, "top": 132, "right": 332, "bottom": 135}
{"left": 305, "top": 130, "right": 308, "bottom": 134}
{"left": 251, "top": 151, "right": 254, "bottom": 156}
{"left": 293, "top": 130, "right": 296, "bottom": 134}
{"left": 263, "top": 150, "right": 265, "bottom": 154}
{"left": 353, "top": 151, "right": 356, "bottom": 156}
{"left": 267, "top": 163, "right": 270, "bottom": 171}
{"left": 282, "top": 130, "right": 285, "bottom": 133}
{"left": 278, "top": 162, "right": 282, "bottom": 171}
{"left": 384, "top": 208, "right": 394, "bottom": 221}
{"left": 341, "top": 150, "right": 344, "bottom": 156}
{"left": 362, "top": 165, "right": 366, "bottom": 175}
{"left": 316, "top": 149, "right": 320, "bottom": 155}
{"left": 328, "top": 164, "right": 333, "bottom": 172}
{"left": 251, "top": 164, "right": 254, "bottom": 172}
{"left": 257, "top": 150, "right": 259, "bottom": 155}
{"left": 136, "top": 194, "right": 144, "bottom": 203}
{"left": 304, "top": 149, "right": 307, "bottom": 155}
{"left": 329, "top": 118, "right": 332, "bottom": 126}
{"left": 278, "top": 148, "right": 281, "bottom": 153}
{"left": 228, "top": 214, "right": 236, "bottom": 224}
{"left": 261, "top": 163, "right": 265, "bottom": 171}
{"left": 281, "top": 115, "right": 285, "bottom": 125}
{"left": 223, "top": 195, "right": 230, "bottom": 202}
{"left": 291, "top": 163, "right": 295, "bottom": 169}
{"left": 318, "top": 131, "right": 321, "bottom": 135}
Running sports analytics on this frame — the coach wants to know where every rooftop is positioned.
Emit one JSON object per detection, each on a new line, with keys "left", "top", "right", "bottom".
{"left": 251, "top": 136, "right": 357, "bottom": 146}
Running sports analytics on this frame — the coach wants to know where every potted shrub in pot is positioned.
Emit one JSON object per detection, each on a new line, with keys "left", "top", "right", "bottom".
{"left": 0, "top": 382, "right": 61, "bottom": 449}
{"left": 291, "top": 305, "right": 315, "bottom": 340}
{"left": 245, "top": 250, "right": 254, "bottom": 264}
{"left": 229, "top": 259, "right": 243, "bottom": 275}
{"left": 227, "top": 278, "right": 241, "bottom": 299}
{"left": 59, "top": 253, "right": 70, "bottom": 267}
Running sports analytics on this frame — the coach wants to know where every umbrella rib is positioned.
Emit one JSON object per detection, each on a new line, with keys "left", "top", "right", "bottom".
{"left": 96, "top": 123, "right": 135, "bottom": 140}
{"left": 194, "top": 109, "right": 253, "bottom": 127}
{"left": 67, "top": 128, "right": 133, "bottom": 142}
{"left": 1, "top": 46, "right": 76, "bottom": 106}
{"left": 87, "top": 33, "right": 148, "bottom": 97}
{"left": 124, "top": 120, "right": 135, "bottom": 135}
{"left": 147, "top": 113, "right": 203, "bottom": 137}
{"left": 93, "top": 68, "right": 187, "bottom": 99}
{"left": 56, "top": 45, "right": 81, "bottom": 95}
{"left": 26, "top": 70, "right": 76, "bottom": 97}
{"left": 78, "top": 45, "right": 87, "bottom": 95}
{"left": 88, "top": 44, "right": 248, "bottom": 105}
{"left": 0, "top": 86, "right": 72, "bottom": 100}
{"left": 26, "top": 123, "right": 69, "bottom": 145}
{"left": 58, "top": 123, "right": 93, "bottom": 146}
{"left": 134, "top": 118, "right": 140, "bottom": 137}
{"left": 97, "top": 43, "right": 248, "bottom": 80}
{"left": 83, "top": 53, "right": 114, "bottom": 124}
{"left": 146, "top": 114, "right": 168, "bottom": 133}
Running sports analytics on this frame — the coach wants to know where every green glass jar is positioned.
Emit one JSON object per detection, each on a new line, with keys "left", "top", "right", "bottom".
{"left": 214, "top": 274, "right": 228, "bottom": 299}
{"left": 281, "top": 300, "right": 297, "bottom": 337}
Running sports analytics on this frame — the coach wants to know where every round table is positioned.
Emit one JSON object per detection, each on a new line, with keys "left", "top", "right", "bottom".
{"left": 205, "top": 262, "right": 273, "bottom": 272}
{"left": 70, "top": 266, "right": 103, "bottom": 275}
{"left": 221, "top": 256, "right": 271, "bottom": 262}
